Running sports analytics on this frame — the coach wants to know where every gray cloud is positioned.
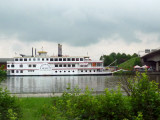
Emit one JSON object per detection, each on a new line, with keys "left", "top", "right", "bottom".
{"left": 0, "top": 0, "right": 160, "bottom": 46}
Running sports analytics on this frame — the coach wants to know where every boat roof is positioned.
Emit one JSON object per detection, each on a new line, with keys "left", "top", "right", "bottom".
{"left": 14, "top": 56, "right": 90, "bottom": 58}
{"left": 38, "top": 51, "right": 47, "bottom": 53}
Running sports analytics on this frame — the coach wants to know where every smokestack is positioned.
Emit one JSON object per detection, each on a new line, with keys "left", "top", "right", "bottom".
{"left": 32, "top": 47, "right": 33, "bottom": 57}
{"left": 35, "top": 48, "right": 36, "bottom": 56}
{"left": 58, "top": 44, "right": 62, "bottom": 57}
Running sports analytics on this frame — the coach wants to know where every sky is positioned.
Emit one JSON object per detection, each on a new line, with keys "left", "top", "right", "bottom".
{"left": 0, "top": 0, "right": 160, "bottom": 60}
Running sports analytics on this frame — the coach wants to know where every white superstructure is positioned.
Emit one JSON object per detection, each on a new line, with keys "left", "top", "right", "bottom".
{"left": 7, "top": 45, "right": 112, "bottom": 76}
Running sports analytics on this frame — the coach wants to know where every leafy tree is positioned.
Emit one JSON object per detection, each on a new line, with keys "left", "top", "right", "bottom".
{"left": 100, "top": 52, "right": 139, "bottom": 66}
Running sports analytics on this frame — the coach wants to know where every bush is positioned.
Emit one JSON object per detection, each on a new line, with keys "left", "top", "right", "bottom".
{"left": 129, "top": 72, "right": 160, "bottom": 120}
{"left": 0, "top": 88, "right": 22, "bottom": 120}
{"left": 41, "top": 86, "right": 131, "bottom": 120}
{"left": 0, "top": 65, "right": 7, "bottom": 76}
{"left": 0, "top": 74, "right": 21, "bottom": 120}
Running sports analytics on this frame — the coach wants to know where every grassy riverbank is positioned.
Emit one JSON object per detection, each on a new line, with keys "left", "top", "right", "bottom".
{"left": 1, "top": 72, "right": 160, "bottom": 119}
{"left": 19, "top": 97, "right": 52, "bottom": 120}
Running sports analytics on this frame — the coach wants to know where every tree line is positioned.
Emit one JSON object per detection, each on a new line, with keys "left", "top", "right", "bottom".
{"left": 100, "top": 52, "right": 138, "bottom": 66}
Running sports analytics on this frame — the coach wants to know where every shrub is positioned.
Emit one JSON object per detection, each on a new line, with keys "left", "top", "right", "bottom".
{"left": 41, "top": 86, "right": 131, "bottom": 120}
{"left": 0, "top": 73, "right": 21, "bottom": 120}
{"left": 0, "top": 65, "right": 7, "bottom": 76}
{"left": 128, "top": 72, "right": 160, "bottom": 120}
{"left": 0, "top": 88, "right": 22, "bottom": 120}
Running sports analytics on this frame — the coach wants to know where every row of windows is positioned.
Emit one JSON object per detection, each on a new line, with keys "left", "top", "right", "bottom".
{"left": 10, "top": 70, "right": 23, "bottom": 73}
{"left": 14, "top": 57, "right": 84, "bottom": 62}
{"left": 9, "top": 69, "right": 101, "bottom": 74}
{"left": 8, "top": 64, "right": 75, "bottom": 68}
{"left": 28, "top": 64, "right": 36, "bottom": 67}
{"left": 8, "top": 64, "right": 36, "bottom": 68}
{"left": 42, "top": 70, "right": 99, "bottom": 73}
{"left": 55, "top": 64, "right": 75, "bottom": 67}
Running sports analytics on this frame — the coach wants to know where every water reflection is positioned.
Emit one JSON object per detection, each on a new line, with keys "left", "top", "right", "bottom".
{"left": 2, "top": 76, "right": 119, "bottom": 94}
{"left": 2, "top": 75, "right": 160, "bottom": 94}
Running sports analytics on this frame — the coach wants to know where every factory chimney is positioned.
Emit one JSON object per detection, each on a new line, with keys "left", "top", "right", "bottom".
{"left": 35, "top": 48, "right": 36, "bottom": 56}
{"left": 58, "top": 44, "right": 62, "bottom": 57}
{"left": 32, "top": 47, "right": 33, "bottom": 57}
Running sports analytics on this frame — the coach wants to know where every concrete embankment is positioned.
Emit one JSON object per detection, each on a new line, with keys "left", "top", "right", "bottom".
{"left": 10, "top": 93, "right": 63, "bottom": 97}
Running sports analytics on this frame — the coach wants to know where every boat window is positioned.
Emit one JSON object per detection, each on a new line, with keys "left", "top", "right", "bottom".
{"left": 42, "top": 58, "right": 44, "bottom": 61}
{"left": 85, "top": 70, "right": 87, "bottom": 72}
{"left": 94, "top": 70, "right": 95, "bottom": 72}
{"left": 55, "top": 64, "right": 58, "bottom": 67}
{"left": 68, "top": 64, "right": 71, "bottom": 67}
{"left": 76, "top": 58, "right": 79, "bottom": 61}
{"left": 28, "top": 64, "right": 32, "bottom": 67}
{"left": 7, "top": 65, "right": 10, "bottom": 67}
{"left": 63, "top": 58, "right": 66, "bottom": 61}
{"left": 68, "top": 71, "right": 70, "bottom": 72}
{"left": 20, "top": 64, "right": 23, "bottom": 68}
{"left": 59, "top": 64, "right": 62, "bottom": 67}
{"left": 33, "top": 64, "right": 36, "bottom": 67}
{"left": 29, "top": 58, "right": 31, "bottom": 61}
{"left": 50, "top": 58, "right": 53, "bottom": 61}
{"left": 64, "top": 64, "right": 66, "bottom": 67}
{"left": 24, "top": 58, "right": 27, "bottom": 61}
{"left": 33, "top": 58, "right": 36, "bottom": 61}
{"left": 97, "top": 63, "right": 101, "bottom": 66}
{"left": 72, "top": 64, "right": 75, "bottom": 67}
{"left": 37, "top": 58, "right": 40, "bottom": 61}
{"left": 55, "top": 71, "right": 57, "bottom": 73}
{"left": 60, "top": 71, "right": 62, "bottom": 73}
{"left": 90, "top": 70, "right": 91, "bottom": 72}
{"left": 15, "top": 58, "right": 18, "bottom": 61}
{"left": 64, "top": 71, "right": 66, "bottom": 72}
{"left": 81, "top": 70, "right": 83, "bottom": 72}
{"left": 20, "top": 58, "right": 23, "bottom": 61}
{"left": 11, "top": 64, "right": 14, "bottom": 67}
{"left": 80, "top": 58, "right": 83, "bottom": 61}
{"left": 11, "top": 70, "right": 14, "bottom": 73}
{"left": 20, "top": 70, "right": 23, "bottom": 73}
{"left": 59, "top": 58, "right": 62, "bottom": 61}
{"left": 16, "top": 70, "right": 19, "bottom": 73}
{"left": 73, "top": 71, "right": 74, "bottom": 72}
{"left": 55, "top": 58, "right": 58, "bottom": 61}
{"left": 46, "top": 58, "right": 49, "bottom": 61}
{"left": 67, "top": 58, "right": 70, "bottom": 61}
{"left": 72, "top": 58, "right": 75, "bottom": 61}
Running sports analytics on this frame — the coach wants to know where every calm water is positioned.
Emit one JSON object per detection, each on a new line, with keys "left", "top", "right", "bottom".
{"left": 1, "top": 75, "right": 160, "bottom": 94}
{"left": 1, "top": 76, "right": 119, "bottom": 94}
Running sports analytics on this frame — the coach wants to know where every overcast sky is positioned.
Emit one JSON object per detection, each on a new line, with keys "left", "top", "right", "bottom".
{"left": 0, "top": 0, "right": 160, "bottom": 59}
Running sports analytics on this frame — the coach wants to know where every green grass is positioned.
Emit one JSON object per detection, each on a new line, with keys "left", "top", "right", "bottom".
{"left": 19, "top": 97, "right": 52, "bottom": 120}
{"left": 118, "top": 57, "right": 141, "bottom": 70}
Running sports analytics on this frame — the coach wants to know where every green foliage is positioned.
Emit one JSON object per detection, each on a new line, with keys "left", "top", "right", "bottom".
{"left": 0, "top": 65, "right": 7, "bottom": 76}
{"left": 100, "top": 52, "right": 138, "bottom": 66}
{"left": 128, "top": 72, "right": 160, "bottom": 120}
{"left": 113, "top": 70, "right": 135, "bottom": 75}
{"left": 7, "top": 109, "right": 17, "bottom": 120}
{"left": 40, "top": 72, "right": 160, "bottom": 120}
{"left": 0, "top": 88, "right": 22, "bottom": 120}
{"left": 0, "top": 75, "right": 21, "bottom": 120}
{"left": 118, "top": 57, "right": 142, "bottom": 70}
{"left": 41, "top": 86, "right": 131, "bottom": 120}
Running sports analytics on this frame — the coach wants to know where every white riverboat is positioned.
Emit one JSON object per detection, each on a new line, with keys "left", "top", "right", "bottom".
{"left": 7, "top": 44, "right": 112, "bottom": 76}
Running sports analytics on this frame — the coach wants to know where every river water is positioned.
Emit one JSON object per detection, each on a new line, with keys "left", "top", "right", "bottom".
{"left": 1, "top": 75, "right": 160, "bottom": 97}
